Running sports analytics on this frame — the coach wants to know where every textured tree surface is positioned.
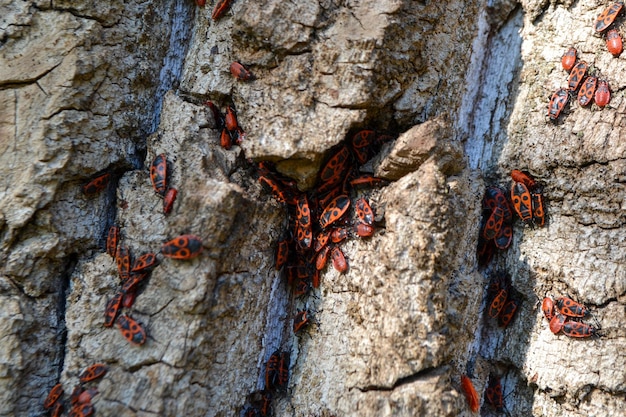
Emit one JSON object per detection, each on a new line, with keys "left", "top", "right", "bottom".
{"left": 0, "top": 1, "right": 624, "bottom": 416}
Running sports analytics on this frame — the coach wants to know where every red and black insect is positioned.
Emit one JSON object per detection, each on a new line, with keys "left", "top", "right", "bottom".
{"left": 82, "top": 173, "right": 110, "bottom": 196}
{"left": 498, "top": 297, "right": 520, "bottom": 328}
{"left": 567, "top": 61, "right": 588, "bottom": 91}
{"left": 116, "top": 245, "right": 131, "bottom": 281}
{"left": 275, "top": 239, "right": 290, "bottom": 270}
{"left": 212, "top": 0, "right": 232, "bottom": 20}
{"left": 542, "top": 297, "right": 555, "bottom": 321}
{"left": 595, "top": 2, "right": 624, "bottom": 33}
{"left": 265, "top": 351, "right": 280, "bottom": 390}
{"left": 350, "top": 130, "right": 377, "bottom": 164}
{"left": 555, "top": 297, "right": 590, "bottom": 318}
{"left": 68, "top": 403, "right": 94, "bottom": 417}
{"left": 562, "top": 321, "right": 598, "bottom": 338}
{"left": 293, "top": 310, "right": 311, "bottom": 333}
{"left": 531, "top": 191, "right": 545, "bottom": 227}
{"left": 331, "top": 247, "right": 348, "bottom": 273}
{"left": 319, "top": 195, "right": 350, "bottom": 229}
{"left": 220, "top": 128, "right": 232, "bottom": 150}
{"left": 350, "top": 174, "right": 389, "bottom": 188}
{"left": 121, "top": 272, "right": 148, "bottom": 294}
{"left": 606, "top": 29, "right": 623, "bottom": 56}
{"left": 51, "top": 402, "right": 63, "bottom": 417}
{"left": 76, "top": 388, "right": 98, "bottom": 405}
{"left": 205, "top": 100, "right": 224, "bottom": 131}
{"left": 485, "top": 374, "right": 505, "bottom": 412}
{"left": 277, "top": 351, "right": 290, "bottom": 389}
{"left": 161, "top": 234, "right": 203, "bottom": 259}
{"left": 595, "top": 79, "right": 611, "bottom": 107}
{"left": 316, "top": 245, "right": 331, "bottom": 270}
{"left": 460, "top": 375, "right": 480, "bottom": 413}
{"left": 44, "top": 383, "right": 64, "bottom": 409}
{"left": 355, "top": 197, "right": 374, "bottom": 225}
{"left": 106, "top": 225, "right": 119, "bottom": 258}
{"left": 295, "top": 195, "right": 313, "bottom": 249}
{"left": 549, "top": 313, "right": 566, "bottom": 334}
{"left": 163, "top": 188, "right": 178, "bottom": 215}
{"left": 483, "top": 206, "right": 505, "bottom": 240}
{"left": 578, "top": 76, "right": 597, "bottom": 107}
{"left": 354, "top": 223, "right": 375, "bottom": 238}
{"left": 122, "top": 289, "right": 137, "bottom": 309}
{"left": 510, "top": 181, "right": 532, "bottom": 223}
{"left": 318, "top": 145, "right": 352, "bottom": 192}
{"left": 561, "top": 46, "right": 577, "bottom": 72}
{"left": 117, "top": 314, "right": 147, "bottom": 346}
{"left": 150, "top": 153, "right": 168, "bottom": 196}
{"left": 547, "top": 88, "right": 569, "bottom": 120}
{"left": 79, "top": 363, "right": 108, "bottom": 383}
{"left": 489, "top": 288, "right": 509, "bottom": 319}
{"left": 230, "top": 61, "right": 253, "bottom": 81}
{"left": 494, "top": 223, "right": 513, "bottom": 250}
{"left": 196, "top": 0, "right": 206, "bottom": 6}
{"left": 104, "top": 292, "right": 123, "bottom": 327}
{"left": 331, "top": 227, "right": 348, "bottom": 243}
{"left": 510, "top": 170, "right": 536, "bottom": 189}
{"left": 131, "top": 253, "right": 158, "bottom": 273}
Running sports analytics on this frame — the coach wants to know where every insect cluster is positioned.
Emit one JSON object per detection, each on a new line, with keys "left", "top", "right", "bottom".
{"left": 236, "top": 131, "right": 391, "bottom": 416}
{"left": 548, "top": 2, "right": 622, "bottom": 120}
{"left": 43, "top": 364, "right": 107, "bottom": 417}
{"left": 542, "top": 296, "right": 599, "bottom": 338}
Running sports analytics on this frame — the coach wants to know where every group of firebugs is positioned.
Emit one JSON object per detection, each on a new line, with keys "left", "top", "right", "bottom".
{"left": 548, "top": 2, "right": 623, "bottom": 120}
{"left": 44, "top": 150, "right": 205, "bottom": 416}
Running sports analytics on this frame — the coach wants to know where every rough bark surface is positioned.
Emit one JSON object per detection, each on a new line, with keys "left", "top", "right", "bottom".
{"left": 0, "top": 1, "right": 624, "bottom": 417}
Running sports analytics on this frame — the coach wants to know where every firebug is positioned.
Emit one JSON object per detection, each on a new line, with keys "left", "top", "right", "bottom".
{"left": 354, "top": 223, "right": 375, "bottom": 237}
{"left": 79, "top": 363, "right": 108, "bottom": 383}
{"left": 82, "top": 173, "right": 110, "bottom": 196}
{"left": 350, "top": 130, "right": 377, "bottom": 164}
{"left": 485, "top": 374, "right": 505, "bottom": 412}
{"left": 122, "top": 289, "right": 137, "bottom": 309}
{"left": 531, "top": 192, "right": 545, "bottom": 227}
{"left": 578, "top": 76, "right": 597, "bottom": 107}
{"left": 293, "top": 310, "right": 311, "bottom": 333}
{"left": 511, "top": 181, "right": 532, "bottom": 223}
{"left": 117, "top": 314, "right": 147, "bottom": 346}
{"left": 121, "top": 272, "right": 147, "bottom": 294}
{"left": 230, "top": 61, "right": 253, "bottom": 81}
{"left": 163, "top": 187, "right": 177, "bottom": 215}
{"left": 265, "top": 351, "right": 280, "bottom": 390}
{"left": 116, "top": 245, "right": 131, "bottom": 281}
{"left": 489, "top": 288, "right": 508, "bottom": 319}
{"left": 318, "top": 146, "right": 351, "bottom": 189}
{"left": 595, "top": 2, "right": 624, "bottom": 33}
{"left": 542, "top": 297, "right": 555, "bottom": 321}
{"left": 460, "top": 375, "right": 480, "bottom": 413}
{"left": 555, "top": 297, "right": 589, "bottom": 318}
{"left": 316, "top": 245, "right": 331, "bottom": 270}
{"left": 350, "top": 175, "right": 389, "bottom": 188}
{"left": 510, "top": 170, "right": 536, "bottom": 189}
{"left": 331, "top": 247, "right": 348, "bottom": 273}
{"left": 211, "top": 0, "right": 232, "bottom": 20}
{"left": 224, "top": 106, "right": 239, "bottom": 133}
{"left": 131, "top": 253, "right": 158, "bottom": 273}
{"left": 483, "top": 206, "right": 504, "bottom": 240}
{"left": 51, "top": 402, "right": 63, "bottom": 417}
{"left": 606, "top": 29, "right": 623, "bottom": 55}
{"left": 494, "top": 224, "right": 513, "bottom": 250}
{"left": 44, "top": 383, "right": 64, "bottom": 409}
{"left": 150, "top": 153, "right": 168, "bottom": 196}
{"left": 319, "top": 195, "right": 350, "bottom": 229}
{"left": 595, "top": 79, "right": 611, "bottom": 107}
{"left": 498, "top": 297, "right": 520, "bottom": 328}
{"left": 220, "top": 128, "right": 232, "bottom": 150}
{"left": 196, "top": 0, "right": 206, "bottom": 6}
{"left": 547, "top": 88, "right": 569, "bottom": 120}
{"left": 331, "top": 227, "right": 348, "bottom": 243}
{"left": 275, "top": 239, "right": 290, "bottom": 270}
{"left": 355, "top": 197, "right": 374, "bottom": 225}
{"left": 562, "top": 321, "right": 597, "bottom": 338}
{"left": 549, "top": 313, "right": 566, "bottom": 334}
{"left": 561, "top": 47, "right": 577, "bottom": 72}
{"left": 314, "top": 230, "right": 331, "bottom": 252}
{"left": 106, "top": 226, "right": 119, "bottom": 258}
{"left": 160, "top": 234, "right": 203, "bottom": 259}
{"left": 68, "top": 403, "right": 94, "bottom": 417}
{"left": 567, "top": 61, "right": 588, "bottom": 91}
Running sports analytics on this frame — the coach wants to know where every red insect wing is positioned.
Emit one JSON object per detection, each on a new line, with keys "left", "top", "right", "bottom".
{"left": 595, "top": 79, "right": 611, "bottom": 107}
{"left": 531, "top": 192, "right": 545, "bottom": 227}
{"left": 578, "top": 76, "right": 597, "bottom": 107}
{"left": 355, "top": 222, "right": 375, "bottom": 237}
{"left": 69, "top": 403, "right": 94, "bottom": 417}
{"left": 205, "top": 100, "right": 224, "bottom": 131}
{"left": 548, "top": 88, "right": 569, "bottom": 120}
{"left": 278, "top": 351, "right": 290, "bottom": 388}
{"left": 259, "top": 175, "right": 291, "bottom": 204}
{"left": 561, "top": 47, "right": 577, "bottom": 72}
{"left": 485, "top": 375, "right": 504, "bottom": 411}
{"left": 350, "top": 175, "right": 389, "bottom": 188}
{"left": 220, "top": 128, "right": 232, "bottom": 150}
{"left": 293, "top": 310, "right": 310, "bottom": 333}
{"left": 104, "top": 292, "right": 122, "bottom": 327}
{"left": 567, "top": 61, "right": 588, "bottom": 91}
{"left": 116, "top": 246, "right": 131, "bottom": 281}
{"left": 549, "top": 313, "right": 566, "bottom": 334}
{"left": 121, "top": 272, "right": 147, "bottom": 294}
{"left": 316, "top": 245, "right": 331, "bottom": 270}
{"left": 562, "top": 321, "right": 596, "bottom": 338}
{"left": 498, "top": 298, "right": 519, "bottom": 327}
{"left": 163, "top": 188, "right": 178, "bottom": 215}
{"left": 150, "top": 153, "right": 168, "bottom": 196}
{"left": 460, "top": 375, "right": 480, "bottom": 413}
{"left": 606, "top": 29, "right": 623, "bottom": 56}
{"left": 225, "top": 106, "right": 239, "bottom": 133}
{"left": 355, "top": 197, "right": 374, "bottom": 225}
{"left": 314, "top": 230, "right": 331, "bottom": 252}
{"left": 106, "top": 226, "right": 119, "bottom": 258}
{"left": 70, "top": 385, "right": 83, "bottom": 405}
{"left": 494, "top": 223, "right": 513, "bottom": 250}
{"left": 117, "top": 314, "right": 147, "bottom": 345}
{"left": 131, "top": 253, "right": 158, "bottom": 273}
{"left": 319, "top": 195, "right": 351, "bottom": 229}
{"left": 331, "top": 247, "right": 348, "bottom": 273}
{"left": 265, "top": 351, "right": 280, "bottom": 389}
{"left": 82, "top": 173, "right": 110, "bottom": 195}
{"left": 296, "top": 195, "right": 312, "bottom": 229}
{"left": 319, "top": 146, "right": 351, "bottom": 185}
{"left": 122, "top": 289, "right": 137, "bottom": 309}
{"left": 275, "top": 239, "right": 290, "bottom": 270}
{"left": 161, "top": 234, "right": 203, "bottom": 259}
{"left": 77, "top": 388, "right": 98, "bottom": 405}
{"left": 555, "top": 297, "right": 588, "bottom": 317}
{"left": 44, "top": 383, "right": 64, "bottom": 409}
{"left": 350, "top": 130, "right": 377, "bottom": 164}
{"left": 595, "top": 2, "right": 624, "bottom": 33}
{"left": 511, "top": 182, "right": 532, "bottom": 222}
{"left": 79, "top": 363, "right": 108, "bottom": 383}
{"left": 510, "top": 170, "right": 536, "bottom": 189}
{"left": 542, "top": 297, "right": 555, "bottom": 321}
{"left": 230, "top": 61, "right": 253, "bottom": 81}
{"left": 212, "top": 0, "right": 232, "bottom": 20}
{"left": 483, "top": 205, "right": 504, "bottom": 240}
{"left": 488, "top": 289, "right": 508, "bottom": 318}
{"left": 196, "top": 0, "right": 206, "bottom": 6}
